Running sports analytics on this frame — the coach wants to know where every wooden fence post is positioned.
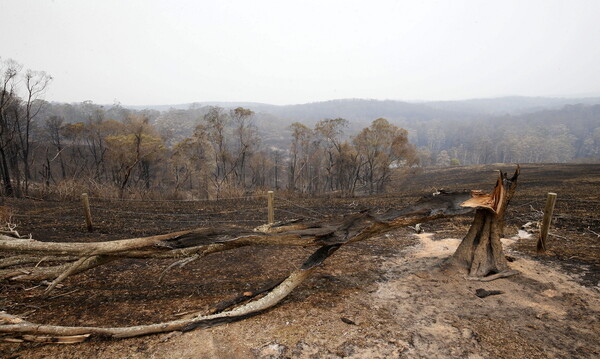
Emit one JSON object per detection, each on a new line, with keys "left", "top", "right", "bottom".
{"left": 81, "top": 193, "right": 94, "bottom": 232}
{"left": 268, "top": 191, "right": 274, "bottom": 224}
{"left": 537, "top": 192, "right": 557, "bottom": 253}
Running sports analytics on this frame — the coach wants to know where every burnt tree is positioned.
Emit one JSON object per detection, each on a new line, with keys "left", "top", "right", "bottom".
{"left": 448, "top": 166, "right": 520, "bottom": 279}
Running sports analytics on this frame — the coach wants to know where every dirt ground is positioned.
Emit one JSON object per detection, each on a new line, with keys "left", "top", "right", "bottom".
{"left": 1, "top": 163, "right": 599, "bottom": 358}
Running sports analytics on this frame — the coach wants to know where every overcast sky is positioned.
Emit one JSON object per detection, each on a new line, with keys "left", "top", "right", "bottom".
{"left": 1, "top": 0, "right": 599, "bottom": 106}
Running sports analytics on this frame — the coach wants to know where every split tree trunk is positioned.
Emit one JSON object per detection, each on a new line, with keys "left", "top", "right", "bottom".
{"left": 449, "top": 167, "right": 520, "bottom": 278}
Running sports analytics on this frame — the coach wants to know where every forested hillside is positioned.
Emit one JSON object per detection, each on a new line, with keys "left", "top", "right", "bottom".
{"left": 2, "top": 58, "right": 599, "bottom": 199}
{"left": 145, "top": 98, "right": 600, "bottom": 166}
{"left": 30, "top": 98, "right": 600, "bottom": 198}
{"left": 143, "top": 98, "right": 600, "bottom": 167}
{"left": 406, "top": 103, "right": 600, "bottom": 165}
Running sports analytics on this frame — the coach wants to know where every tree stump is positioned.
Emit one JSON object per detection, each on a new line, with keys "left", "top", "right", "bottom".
{"left": 448, "top": 167, "right": 520, "bottom": 279}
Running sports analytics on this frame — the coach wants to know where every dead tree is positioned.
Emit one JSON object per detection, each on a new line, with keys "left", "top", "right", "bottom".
{"left": 448, "top": 166, "right": 520, "bottom": 280}
{"left": 0, "top": 191, "right": 474, "bottom": 286}
{"left": 0, "top": 168, "right": 519, "bottom": 342}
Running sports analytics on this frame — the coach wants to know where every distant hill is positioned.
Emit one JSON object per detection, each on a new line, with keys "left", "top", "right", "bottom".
{"left": 426, "top": 96, "right": 600, "bottom": 115}
{"left": 259, "top": 99, "right": 471, "bottom": 125}
{"left": 126, "top": 101, "right": 276, "bottom": 112}
{"left": 124, "top": 96, "right": 600, "bottom": 124}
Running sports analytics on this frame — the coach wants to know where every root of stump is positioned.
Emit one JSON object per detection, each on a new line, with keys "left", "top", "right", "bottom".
{"left": 467, "top": 270, "right": 520, "bottom": 282}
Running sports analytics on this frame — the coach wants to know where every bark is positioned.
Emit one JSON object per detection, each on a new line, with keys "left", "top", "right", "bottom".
{"left": 0, "top": 147, "right": 13, "bottom": 196}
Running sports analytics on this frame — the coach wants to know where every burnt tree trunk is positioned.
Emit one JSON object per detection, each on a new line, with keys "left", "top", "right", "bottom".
{"left": 449, "top": 167, "right": 520, "bottom": 278}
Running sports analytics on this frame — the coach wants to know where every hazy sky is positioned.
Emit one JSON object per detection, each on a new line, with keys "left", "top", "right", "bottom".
{"left": 1, "top": 0, "right": 599, "bottom": 105}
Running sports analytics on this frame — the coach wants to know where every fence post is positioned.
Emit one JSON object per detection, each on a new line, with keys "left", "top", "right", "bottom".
{"left": 537, "top": 192, "right": 557, "bottom": 253}
{"left": 81, "top": 193, "right": 94, "bottom": 232}
{"left": 268, "top": 191, "right": 274, "bottom": 224}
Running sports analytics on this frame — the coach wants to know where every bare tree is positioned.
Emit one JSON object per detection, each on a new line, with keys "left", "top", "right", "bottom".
{"left": 335, "top": 141, "right": 362, "bottom": 196}
{"left": 315, "top": 118, "right": 348, "bottom": 193}
{"left": 288, "top": 122, "right": 312, "bottom": 192}
{"left": 61, "top": 122, "right": 88, "bottom": 179}
{"left": 0, "top": 59, "right": 21, "bottom": 196}
{"left": 17, "top": 70, "right": 52, "bottom": 194}
{"left": 105, "top": 115, "right": 164, "bottom": 197}
{"left": 200, "top": 106, "right": 236, "bottom": 197}
{"left": 353, "top": 118, "right": 417, "bottom": 194}
{"left": 45, "top": 116, "right": 67, "bottom": 179}
{"left": 170, "top": 133, "right": 211, "bottom": 198}
{"left": 270, "top": 149, "right": 283, "bottom": 190}
{"left": 230, "top": 107, "right": 258, "bottom": 188}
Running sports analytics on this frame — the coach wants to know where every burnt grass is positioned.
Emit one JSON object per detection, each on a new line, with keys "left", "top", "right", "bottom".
{"left": 1, "top": 163, "right": 599, "bottom": 343}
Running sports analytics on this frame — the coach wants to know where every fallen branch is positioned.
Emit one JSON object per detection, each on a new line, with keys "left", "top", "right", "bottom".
{"left": 1, "top": 190, "right": 474, "bottom": 285}
{"left": 1, "top": 174, "right": 516, "bottom": 343}
{"left": 0, "top": 244, "right": 339, "bottom": 342}
{"left": 44, "top": 256, "right": 93, "bottom": 294}
{"left": 586, "top": 227, "right": 600, "bottom": 238}
{"left": 1, "top": 256, "right": 115, "bottom": 282}
{"left": 0, "top": 255, "right": 77, "bottom": 269}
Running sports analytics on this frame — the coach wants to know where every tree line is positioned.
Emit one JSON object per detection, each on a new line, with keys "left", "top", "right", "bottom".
{"left": 37, "top": 108, "right": 415, "bottom": 199}
{"left": 2, "top": 59, "right": 420, "bottom": 199}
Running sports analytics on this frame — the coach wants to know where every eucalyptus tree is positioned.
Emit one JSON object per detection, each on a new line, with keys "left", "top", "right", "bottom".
{"left": 19, "top": 70, "right": 52, "bottom": 193}
{"left": 230, "top": 107, "right": 258, "bottom": 188}
{"left": 353, "top": 118, "right": 417, "bottom": 194}
{"left": 314, "top": 118, "right": 348, "bottom": 192}
{"left": 105, "top": 115, "right": 165, "bottom": 197}
{"left": 287, "top": 122, "right": 312, "bottom": 193}
{"left": 0, "top": 59, "right": 20, "bottom": 195}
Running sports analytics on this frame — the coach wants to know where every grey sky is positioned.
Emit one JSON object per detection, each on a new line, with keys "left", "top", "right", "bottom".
{"left": 1, "top": 0, "right": 599, "bottom": 105}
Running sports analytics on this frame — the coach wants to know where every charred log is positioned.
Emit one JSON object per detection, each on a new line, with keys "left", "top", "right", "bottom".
{"left": 0, "top": 190, "right": 475, "bottom": 285}
{"left": 0, "top": 242, "right": 340, "bottom": 342}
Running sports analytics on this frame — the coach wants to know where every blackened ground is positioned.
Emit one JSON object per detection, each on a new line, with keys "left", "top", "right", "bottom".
{"left": 1, "top": 163, "right": 598, "bottom": 358}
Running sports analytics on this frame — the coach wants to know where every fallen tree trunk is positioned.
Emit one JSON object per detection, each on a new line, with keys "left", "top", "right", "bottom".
{"left": 0, "top": 244, "right": 340, "bottom": 343}
{"left": 1, "top": 190, "right": 473, "bottom": 284}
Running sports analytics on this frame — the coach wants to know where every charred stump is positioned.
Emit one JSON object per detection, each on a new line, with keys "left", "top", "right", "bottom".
{"left": 448, "top": 167, "right": 520, "bottom": 279}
